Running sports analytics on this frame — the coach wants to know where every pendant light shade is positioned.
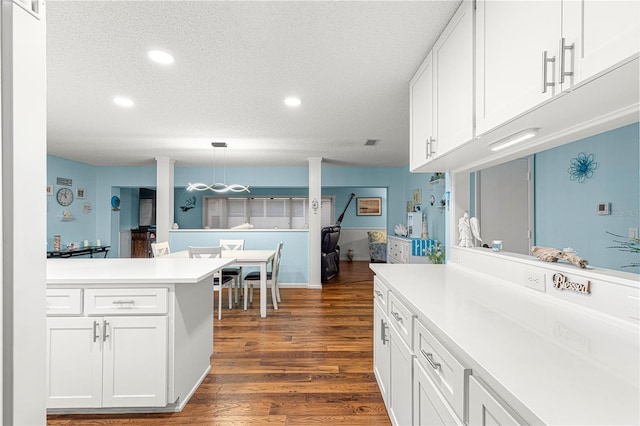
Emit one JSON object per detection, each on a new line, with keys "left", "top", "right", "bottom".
{"left": 187, "top": 142, "right": 250, "bottom": 193}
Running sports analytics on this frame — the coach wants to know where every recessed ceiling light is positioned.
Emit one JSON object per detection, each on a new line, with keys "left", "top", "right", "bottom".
{"left": 147, "top": 49, "right": 175, "bottom": 65}
{"left": 284, "top": 97, "right": 301, "bottom": 107}
{"left": 113, "top": 97, "right": 134, "bottom": 108}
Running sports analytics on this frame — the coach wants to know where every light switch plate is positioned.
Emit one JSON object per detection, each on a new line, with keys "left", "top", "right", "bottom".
{"left": 524, "top": 271, "right": 545, "bottom": 292}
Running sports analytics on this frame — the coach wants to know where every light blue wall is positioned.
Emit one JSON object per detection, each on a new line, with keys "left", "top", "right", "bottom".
{"left": 328, "top": 187, "right": 387, "bottom": 229}
{"left": 47, "top": 156, "right": 97, "bottom": 250}
{"left": 404, "top": 172, "right": 447, "bottom": 243}
{"left": 169, "top": 230, "right": 308, "bottom": 283}
{"left": 535, "top": 123, "right": 639, "bottom": 271}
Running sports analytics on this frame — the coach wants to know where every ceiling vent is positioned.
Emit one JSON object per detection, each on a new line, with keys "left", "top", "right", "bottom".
{"left": 211, "top": 142, "right": 227, "bottom": 148}
{"left": 364, "top": 139, "right": 380, "bottom": 146}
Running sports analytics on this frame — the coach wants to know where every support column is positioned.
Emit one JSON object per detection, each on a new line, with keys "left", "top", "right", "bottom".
{"left": 308, "top": 157, "right": 323, "bottom": 288}
{"left": 155, "top": 157, "right": 175, "bottom": 244}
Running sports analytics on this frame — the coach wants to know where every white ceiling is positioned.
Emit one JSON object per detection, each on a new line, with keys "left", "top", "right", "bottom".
{"left": 46, "top": 0, "right": 461, "bottom": 167}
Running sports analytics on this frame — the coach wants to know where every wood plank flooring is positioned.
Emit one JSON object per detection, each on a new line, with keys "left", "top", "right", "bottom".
{"left": 47, "top": 261, "right": 391, "bottom": 425}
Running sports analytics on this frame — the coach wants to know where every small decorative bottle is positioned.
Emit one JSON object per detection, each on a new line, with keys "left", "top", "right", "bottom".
{"left": 421, "top": 214, "right": 429, "bottom": 239}
{"left": 54, "top": 235, "right": 61, "bottom": 252}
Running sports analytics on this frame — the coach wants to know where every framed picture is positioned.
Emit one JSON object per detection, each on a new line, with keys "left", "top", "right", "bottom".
{"left": 357, "top": 197, "right": 382, "bottom": 216}
{"left": 407, "top": 201, "right": 413, "bottom": 212}
{"left": 47, "top": 184, "right": 54, "bottom": 196}
{"left": 76, "top": 188, "right": 86, "bottom": 199}
{"left": 413, "top": 188, "right": 422, "bottom": 205}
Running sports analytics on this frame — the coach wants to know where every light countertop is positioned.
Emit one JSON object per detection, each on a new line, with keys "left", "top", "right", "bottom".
{"left": 370, "top": 263, "right": 639, "bottom": 425}
{"left": 47, "top": 258, "right": 235, "bottom": 284}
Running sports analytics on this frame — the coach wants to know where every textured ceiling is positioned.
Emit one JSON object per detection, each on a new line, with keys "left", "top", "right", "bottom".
{"left": 46, "top": 0, "right": 461, "bottom": 167}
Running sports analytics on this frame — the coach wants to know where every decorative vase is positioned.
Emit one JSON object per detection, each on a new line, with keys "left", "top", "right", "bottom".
{"left": 54, "top": 235, "right": 61, "bottom": 252}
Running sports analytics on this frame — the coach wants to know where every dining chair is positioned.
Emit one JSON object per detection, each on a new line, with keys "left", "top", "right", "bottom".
{"left": 188, "top": 246, "right": 234, "bottom": 320}
{"left": 219, "top": 239, "right": 245, "bottom": 305}
{"left": 243, "top": 241, "right": 284, "bottom": 311}
{"left": 151, "top": 241, "right": 170, "bottom": 257}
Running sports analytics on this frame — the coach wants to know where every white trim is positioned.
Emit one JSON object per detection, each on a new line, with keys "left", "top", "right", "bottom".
{"left": 169, "top": 228, "right": 308, "bottom": 233}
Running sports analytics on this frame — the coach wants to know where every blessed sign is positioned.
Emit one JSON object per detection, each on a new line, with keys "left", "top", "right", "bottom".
{"left": 553, "top": 273, "right": 591, "bottom": 295}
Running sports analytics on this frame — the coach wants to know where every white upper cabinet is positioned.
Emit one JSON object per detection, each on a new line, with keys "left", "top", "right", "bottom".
{"left": 432, "top": 0, "right": 474, "bottom": 156}
{"left": 562, "top": 0, "right": 640, "bottom": 89}
{"left": 475, "top": 0, "right": 561, "bottom": 136}
{"left": 410, "top": 52, "right": 434, "bottom": 171}
{"left": 410, "top": 0, "right": 474, "bottom": 172}
{"left": 476, "top": 0, "right": 640, "bottom": 137}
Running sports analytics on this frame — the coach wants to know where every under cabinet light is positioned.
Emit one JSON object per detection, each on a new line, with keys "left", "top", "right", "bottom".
{"left": 113, "top": 97, "right": 134, "bottom": 108}
{"left": 488, "top": 128, "right": 539, "bottom": 151}
{"left": 148, "top": 50, "right": 175, "bottom": 65}
{"left": 284, "top": 97, "right": 301, "bottom": 107}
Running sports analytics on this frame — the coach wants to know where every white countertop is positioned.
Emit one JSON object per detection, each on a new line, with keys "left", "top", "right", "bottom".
{"left": 370, "top": 263, "right": 640, "bottom": 425}
{"left": 47, "top": 258, "right": 235, "bottom": 284}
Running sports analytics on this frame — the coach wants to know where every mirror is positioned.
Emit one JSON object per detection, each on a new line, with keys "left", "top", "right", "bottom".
{"left": 472, "top": 122, "right": 639, "bottom": 273}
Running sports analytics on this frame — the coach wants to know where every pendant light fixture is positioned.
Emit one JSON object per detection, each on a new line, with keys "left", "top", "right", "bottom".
{"left": 187, "top": 142, "right": 250, "bottom": 193}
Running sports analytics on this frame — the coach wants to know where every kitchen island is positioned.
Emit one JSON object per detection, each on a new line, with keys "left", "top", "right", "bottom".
{"left": 46, "top": 257, "right": 234, "bottom": 413}
{"left": 370, "top": 262, "right": 639, "bottom": 425}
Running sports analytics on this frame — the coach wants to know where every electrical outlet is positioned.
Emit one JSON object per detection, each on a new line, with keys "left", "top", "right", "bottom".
{"left": 628, "top": 296, "right": 640, "bottom": 320}
{"left": 524, "top": 271, "right": 545, "bottom": 292}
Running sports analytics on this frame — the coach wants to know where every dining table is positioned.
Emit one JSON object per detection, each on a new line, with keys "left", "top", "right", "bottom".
{"left": 166, "top": 249, "right": 276, "bottom": 318}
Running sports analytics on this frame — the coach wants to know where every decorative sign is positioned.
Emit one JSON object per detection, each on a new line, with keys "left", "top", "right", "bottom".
{"left": 56, "top": 177, "right": 72, "bottom": 186}
{"left": 553, "top": 273, "right": 591, "bottom": 295}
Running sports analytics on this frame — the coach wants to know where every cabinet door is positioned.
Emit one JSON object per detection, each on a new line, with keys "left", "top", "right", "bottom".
{"left": 373, "top": 303, "right": 391, "bottom": 405}
{"left": 102, "top": 316, "right": 168, "bottom": 407}
{"left": 389, "top": 324, "right": 413, "bottom": 426}
{"left": 476, "top": 0, "right": 561, "bottom": 135}
{"left": 46, "top": 317, "right": 103, "bottom": 408}
{"left": 433, "top": 0, "right": 474, "bottom": 155}
{"left": 410, "top": 52, "right": 434, "bottom": 171}
{"left": 414, "top": 359, "right": 463, "bottom": 426}
{"left": 468, "top": 376, "right": 523, "bottom": 426}
{"left": 562, "top": 0, "right": 640, "bottom": 88}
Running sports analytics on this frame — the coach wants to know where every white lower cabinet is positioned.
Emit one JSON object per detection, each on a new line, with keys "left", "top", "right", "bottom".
{"left": 373, "top": 301, "right": 390, "bottom": 405}
{"left": 388, "top": 321, "right": 413, "bottom": 426}
{"left": 46, "top": 288, "right": 169, "bottom": 409}
{"left": 47, "top": 315, "right": 168, "bottom": 409}
{"left": 468, "top": 376, "right": 524, "bottom": 426}
{"left": 413, "top": 359, "right": 463, "bottom": 426}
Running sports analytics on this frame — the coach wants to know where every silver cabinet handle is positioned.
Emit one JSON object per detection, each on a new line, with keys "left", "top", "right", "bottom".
{"left": 421, "top": 349, "right": 441, "bottom": 370}
{"left": 428, "top": 137, "right": 436, "bottom": 158}
{"left": 380, "top": 319, "right": 389, "bottom": 344}
{"left": 112, "top": 300, "right": 135, "bottom": 305}
{"left": 93, "top": 320, "right": 100, "bottom": 343}
{"left": 559, "top": 37, "right": 574, "bottom": 84}
{"left": 391, "top": 311, "right": 403, "bottom": 323}
{"left": 542, "top": 51, "right": 556, "bottom": 93}
{"left": 426, "top": 138, "right": 431, "bottom": 159}
{"left": 102, "top": 320, "right": 110, "bottom": 342}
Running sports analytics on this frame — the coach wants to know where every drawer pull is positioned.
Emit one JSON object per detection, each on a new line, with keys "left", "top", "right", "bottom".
{"left": 112, "top": 300, "right": 136, "bottom": 305}
{"left": 375, "top": 290, "right": 383, "bottom": 297}
{"left": 391, "top": 311, "right": 403, "bottom": 323}
{"left": 421, "top": 349, "right": 441, "bottom": 370}
{"left": 93, "top": 321, "right": 100, "bottom": 343}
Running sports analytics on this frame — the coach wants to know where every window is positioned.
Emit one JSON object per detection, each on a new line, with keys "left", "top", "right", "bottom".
{"left": 202, "top": 196, "right": 334, "bottom": 229}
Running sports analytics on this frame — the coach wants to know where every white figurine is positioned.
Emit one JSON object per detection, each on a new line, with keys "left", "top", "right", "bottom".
{"left": 458, "top": 212, "right": 473, "bottom": 247}
{"left": 470, "top": 216, "right": 482, "bottom": 246}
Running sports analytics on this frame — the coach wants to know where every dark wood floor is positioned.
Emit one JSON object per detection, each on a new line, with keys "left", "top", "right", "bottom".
{"left": 47, "top": 261, "right": 391, "bottom": 425}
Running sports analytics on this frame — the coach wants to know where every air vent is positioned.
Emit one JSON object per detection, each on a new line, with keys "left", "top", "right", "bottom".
{"left": 211, "top": 142, "right": 227, "bottom": 148}
{"left": 364, "top": 139, "right": 380, "bottom": 146}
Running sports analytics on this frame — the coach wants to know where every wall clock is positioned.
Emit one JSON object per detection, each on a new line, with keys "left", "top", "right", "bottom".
{"left": 56, "top": 187, "right": 74, "bottom": 206}
{"left": 111, "top": 195, "right": 121, "bottom": 211}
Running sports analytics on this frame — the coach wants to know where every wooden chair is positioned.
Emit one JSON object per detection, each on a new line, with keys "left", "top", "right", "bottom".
{"left": 219, "top": 239, "right": 245, "bottom": 305}
{"left": 243, "top": 241, "right": 284, "bottom": 311}
{"left": 188, "top": 246, "right": 234, "bottom": 320}
{"left": 151, "top": 241, "right": 170, "bottom": 257}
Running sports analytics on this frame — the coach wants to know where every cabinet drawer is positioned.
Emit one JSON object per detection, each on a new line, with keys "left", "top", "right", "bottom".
{"left": 46, "top": 289, "right": 83, "bottom": 315}
{"left": 373, "top": 277, "right": 389, "bottom": 311}
{"left": 469, "top": 375, "right": 524, "bottom": 425}
{"left": 84, "top": 288, "right": 168, "bottom": 315}
{"left": 388, "top": 292, "right": 415, "bottom": 350}
{"left": 415, "top": 319, "right": 469, "bottom": 421}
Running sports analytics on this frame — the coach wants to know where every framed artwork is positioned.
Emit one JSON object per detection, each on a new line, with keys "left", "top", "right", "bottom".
{"left": 76, "top": 188, "right": 86, "bottom": 199}
{"left": 47, "top": 184, "right": 54, "bottom": 196}
{"left": 56, "top": 177, "right": 72, "bottom": 186}
{"left": 357, "top": 197, "right": 382, "bottom": 216}
{"left": 406, "top": 201, "right": 413, "bottom": 212}
{"left": 413, "top": 188, "right": 422, "bottom": 205}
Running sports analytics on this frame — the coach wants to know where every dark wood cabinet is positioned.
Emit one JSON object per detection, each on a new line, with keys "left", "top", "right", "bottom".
{"left": 131, "top": 229, "right": 155, "bottom": 258}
